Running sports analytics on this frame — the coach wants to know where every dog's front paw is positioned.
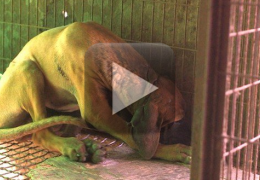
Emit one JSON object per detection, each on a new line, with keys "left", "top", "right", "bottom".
{"left": 60, "top": 137, "right": 89, "bottom": 162}
{"left": 83, "top": 139, "right": 107, "bottom": 164}
{"left": 174, "top": 144, "right": 191, "bottom": 164}
{"left": 162, "top": 144, "right": 192, "bottom": 164}
{"left": 60, "top": 138, "right": 106, "bottom": 163}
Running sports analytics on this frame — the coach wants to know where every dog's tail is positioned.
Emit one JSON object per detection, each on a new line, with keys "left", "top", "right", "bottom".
{"left": 0, "top": 115, "right": 87, "bottom": 141}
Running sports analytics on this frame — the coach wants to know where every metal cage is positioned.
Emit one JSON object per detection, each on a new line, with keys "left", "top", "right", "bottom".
{"left": 0, "top": 0, "right": 199, "bottom": 179}
{"left": 2, "top": 0, "right": 260, "bottom": 179}
{"left": 223, "top": 0, "right": 260, "bottom": 179}
{"left": 193, "top": 0, "right": 260, "bottom": 180}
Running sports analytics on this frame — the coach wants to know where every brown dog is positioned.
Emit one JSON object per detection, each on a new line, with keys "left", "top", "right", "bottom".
{"left": 0, "top": 22, "right": 191, "bottom": 163}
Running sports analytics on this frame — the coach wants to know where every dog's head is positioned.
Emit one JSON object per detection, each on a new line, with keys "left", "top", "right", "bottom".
{"left": 130, "top": 75, "right": 186, "bottom": 159}
{"left": 131, "top": 76, "right": 185, "bottom": 127}
{"left": 152, "top": 76, "right": 186, "bottom": 125}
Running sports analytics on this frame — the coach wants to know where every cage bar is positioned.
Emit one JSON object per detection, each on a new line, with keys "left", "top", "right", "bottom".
{"left": 219, "top": 0, "right": 260, "bottom": 180}
{"left": 191, "top": 0, "right": 231, "bottom": 180}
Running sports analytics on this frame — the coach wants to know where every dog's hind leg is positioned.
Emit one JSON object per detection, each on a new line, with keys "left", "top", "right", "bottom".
{"left": 21, "top": 61, "right": 96, "bottom": 162}
{"left": 0, "top": 60, "right": 95, "bottom": 162}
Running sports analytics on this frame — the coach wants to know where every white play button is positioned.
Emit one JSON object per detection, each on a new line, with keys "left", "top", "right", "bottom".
{"left": 112, "top": 62, "right": 158, "bottom": 114}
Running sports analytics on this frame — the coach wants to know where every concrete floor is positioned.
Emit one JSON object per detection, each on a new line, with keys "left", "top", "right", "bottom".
{"left": 27, "top": 144, "right": 191, "bottom": 180}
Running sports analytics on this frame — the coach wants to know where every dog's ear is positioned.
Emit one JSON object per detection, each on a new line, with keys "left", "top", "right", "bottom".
{"left": 130, "top": 102, "right": 162, "bottom": 159}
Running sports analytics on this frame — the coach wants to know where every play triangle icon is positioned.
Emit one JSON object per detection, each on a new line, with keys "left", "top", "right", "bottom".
{"left": 112, "top": 62, "right": 158, "bottom": 114}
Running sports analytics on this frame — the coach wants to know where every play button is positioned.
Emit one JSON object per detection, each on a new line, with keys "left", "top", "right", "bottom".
{"left": 112, "top": 62, "right": 158, "bottom": 114}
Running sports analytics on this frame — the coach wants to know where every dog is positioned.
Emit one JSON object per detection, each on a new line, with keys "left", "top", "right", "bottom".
{"left": 0, "top": 22, "right": 191, "bottom": 163}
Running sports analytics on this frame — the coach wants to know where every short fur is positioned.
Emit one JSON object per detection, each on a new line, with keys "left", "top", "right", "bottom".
{"left": 0, "top": 22, "right": 191, "bottom": 163}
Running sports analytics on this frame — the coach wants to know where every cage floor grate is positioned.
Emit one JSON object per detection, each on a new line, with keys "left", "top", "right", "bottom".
{"left": 0, "top": 129, "right": 123, "bottom": 180}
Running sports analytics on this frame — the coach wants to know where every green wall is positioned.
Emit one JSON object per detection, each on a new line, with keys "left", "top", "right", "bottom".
{"left": 0, "top": 0, "right": 199, "bottom": 121}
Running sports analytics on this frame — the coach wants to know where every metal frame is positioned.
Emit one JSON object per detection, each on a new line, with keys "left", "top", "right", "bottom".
{"left": 191, "top": 0, "right": 231, "bottom": 179}
{"left": 221, "top": 0, "right": 260, "bottom": 179}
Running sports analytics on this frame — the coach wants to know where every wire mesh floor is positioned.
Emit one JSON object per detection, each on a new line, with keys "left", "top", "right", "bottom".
{"left": 0, "top": 129, "right": 125, "bottom": 180}
{"left": 0, "top": 129, "right": 192, "bottom": 180}
{"left": 0, "top": 140, "right": 59, "bottom": 180}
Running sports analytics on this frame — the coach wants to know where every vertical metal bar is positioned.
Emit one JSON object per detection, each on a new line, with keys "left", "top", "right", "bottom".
{"left": 91, "top": 0, "right": 93, "bottom": 21}
{"left": 195, "top": 6, "right": 199, "bottom": 50}
{"left": 19, "top": 0, "right": 21, "bottom": 50}
{"left": 54, "top": 0, "right": 56, "bottom": 27}
{"left": 82, "top": 0, "right": 84, "bottom": 22}
{"left": 140, "top": 1, "right": 144, "bottom": 41}
{"left": 101, "top": 0, "right": 103, "bottom": 25}
{"left": 10, "top": 0, "right": 13, "bottom": 59}
{"left": 27, "top": 0, "right": 30, "bottom": 42}
{"left": 63, "top": 0, "right": 65, "bottom": 25}
{"left": 72, "top": 0, "right": 75, "bottom": 22}
{"left": 184, "top": 0, "right": 188, "bottom": 48}
{"left": 181, "top": 1, "right": 188, "bottom": 92}
{"left": 151, "top": 1, "right": 154, "bottom": 42}
{"left": 246, "top": 1, "right": 260, "bottom": 179}
{"left": 36, "top": 0, "right": 38, "bottom": 33}
{"left": 239, "top": 2, "right": 257, "bottom": 179}
{"left": 222, "top": 6, "right": 235, "bottom": 172}
{"left": 253, "top": 87, "right": 260, "bottom": 179}
{"left": 191, "top": 0, "right": 231, "bottom": 180}
{"left": 208, "top": 0, "right": 231, "bottom": 178}
{"left": 181, "top": 50, "right": 184, "bottom": 91}
{"left": 227, "top": 0, "right": 244, "bottom": 179}
{"left": 222, "top": 61, "right": 231, "bottom": 179}
{"left": 130, "top": 0, "right": 133, "bottom": 40}
{"left": 242, "top": 3, "right": 255, "bottom": 179}
{"left": 2, "top": 0, "right": 5, "bottom": 71}
{"left": 162, "top": 0, "right": 165, "bottom": 43}
{"left": 110, "top": 0, "right": 113, "bottom": 30}
{"left": 235, "top": 0, "right": 252, "bottom": 179}
{"left": 172, "top": 0, "right": 177, "bottom": 46}
{"left": 191, "top": 0, "right": 212, "bottom": 176}
{"left": 223, "top": 2, "right": 245, "bottom": 180}
{"left": 45, "top": 0, "right": 47, "bottom": 27}
{"left": 159, "top": 1, "right": 163, "bottom": 72}
{"left": 253, "top": 47, "right": 260, "bottom": 176}
{"left": 120, "top": 0, "right": 123, "bottom": 37}
{"left": 252, "top": 4, "right": 260, "bottom": 178}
